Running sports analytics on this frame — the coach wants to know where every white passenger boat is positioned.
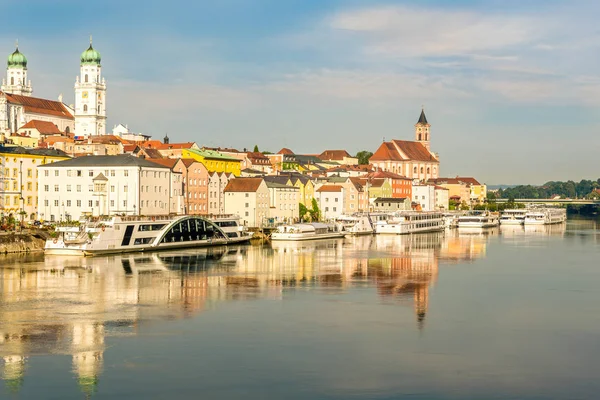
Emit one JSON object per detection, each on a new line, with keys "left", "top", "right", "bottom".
{"left": 270, "top": 222, "right": 345, "bottom": 241}
{"left": 374, "top": 211, "right": 445, "bottom": 235}
{"left": 442, "top": 212, "right": 460, "bottom": 229}
{"left": 524, "top": 208, "right": 566, "bottom": 225}
{"left": 499, "top": 209, "right": 527, "bottom": 226}
{"left": 457, "top": 211, "right": 499, "bottom": 229}
{"left": 336, "top": 213, "right": 374, "bottom": 236}
{"left": 45, "top": 215, "right": 251, "bottom": 256}
{"left": 211, "top": 214, "right": 254, "bottom": 241}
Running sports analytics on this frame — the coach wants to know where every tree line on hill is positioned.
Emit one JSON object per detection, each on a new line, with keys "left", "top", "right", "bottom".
{"left": 493, "top": 179, "right": 600, "bottom": 200}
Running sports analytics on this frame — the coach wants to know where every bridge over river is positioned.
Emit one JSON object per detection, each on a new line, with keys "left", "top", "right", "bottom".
{"left": 495, "top": 198, "right": 600, "bottom": 205}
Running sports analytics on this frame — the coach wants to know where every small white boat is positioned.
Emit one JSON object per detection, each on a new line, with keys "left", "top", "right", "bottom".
{"left": 211, "top": 214, "right": 254, "bottom": 240}
{"left": 499, "top": 209, "right": 527, "bottom": 226}
{"left": 524, "top": 208, "right": 566, "bottom": 225}
{"left": 442, "top": 212, "right": 460, "bottom": 229}
{"left": 45, "top": 215, "right": 251, "bottom": 256}
{"left": 336, "top": 213, "right": 374, "bottom": 236}
{"left": 457, "top": 211, "right": 499, "bottom": 229}
{"left": 270, "top": 222, "right": 345, "bottom": 241}
{"left": 374, "top": 211, "right": 445, "bottom": 235}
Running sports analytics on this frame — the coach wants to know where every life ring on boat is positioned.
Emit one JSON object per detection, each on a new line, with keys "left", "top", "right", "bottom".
{"left": 101, "top": 226, "right": 105, "bottom": 232}
{"left": 52, "top": 239, "right": 57, "bottom": 244}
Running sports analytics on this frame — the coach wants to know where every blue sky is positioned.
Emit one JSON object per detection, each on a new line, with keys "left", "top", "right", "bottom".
{"left": 2, "top": 0, "right": 600, "bottom": 184}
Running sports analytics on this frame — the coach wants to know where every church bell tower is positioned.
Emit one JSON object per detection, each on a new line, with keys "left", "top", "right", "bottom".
{"left": 74, "top": 37, "right": 106, "bottom": 136}
{"left": 415, "top": 108, "right": 430, "bottom": 151}
{"left": 1, "top": 42, "right": 33, "bottom": 96}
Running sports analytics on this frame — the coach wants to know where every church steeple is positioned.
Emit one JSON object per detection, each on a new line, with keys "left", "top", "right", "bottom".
{"left": 415, "top": 107, "right": 431, "bottom": 151}
{"left": 1, "top": 41, "right": 33, "bottom": 96}
{"left": 74, "top": 37, "right": 107, "bottom": 135}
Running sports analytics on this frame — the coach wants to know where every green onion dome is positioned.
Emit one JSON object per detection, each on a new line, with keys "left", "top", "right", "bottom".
{"left": 7, "top": 47, "right": 27, "bottom": 68}
{"left": 81, "top": 44, "right": 101, "bottom": 66}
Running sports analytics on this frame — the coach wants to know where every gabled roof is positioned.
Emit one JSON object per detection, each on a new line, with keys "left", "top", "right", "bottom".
{"left": 3, "top": 92, "right": 73, "bottom": 119}
{"left": 318, "top": 150, "right": 352, "bottom": 161}
{"left": 278, "top": 148, "right": 294, "bottom": 155}
{"left": 264, "top": 175, "right": 291, "bottom": 185}
{"left": 316, "top": 185, "right": 343, "bottom": 192}
{"left": 392, "top": 140, "right": 437, "bottom": 162}
{"left": 224, "top": 177, "right": 264, "bottom": 192}
{"left": 157, "top": 142, "right": 196, "bottom": 150}
{"left": 265, "top": 181, "right": 297, "bottom": 189}
{"left": 93, "top": 173, "right": 108, "bottom": 181}
{"left": 363, "top": 170, "right": 411, "bottom": 180}
{"left": 370, "top": 140, "right": 437, "bottom": 163}
{"left": 140, "top": 148, "right": 163, "bottom": 159}
{"left": 37, "top": 154, "right": 171, "bottom": 168}
{"left": 19, "top": 119, "right": 62, "bottom": 135}
{"left": 148, "top": 158, "right": 180, "bottom": 169}
{"left": 456, "top": 177, "right": 481, "bottom": 185}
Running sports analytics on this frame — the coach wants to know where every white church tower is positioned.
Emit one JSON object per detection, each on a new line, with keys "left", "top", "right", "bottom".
{"left": 1, "top": 42, "right": 33, "bottom": 96}
{"left": 74, "top": 37, "right": 106, "bottom": 136}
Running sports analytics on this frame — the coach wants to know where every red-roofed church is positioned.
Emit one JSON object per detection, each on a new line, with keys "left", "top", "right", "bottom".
{"left": 370, "top": 109, "right": 439, "bottom": 182}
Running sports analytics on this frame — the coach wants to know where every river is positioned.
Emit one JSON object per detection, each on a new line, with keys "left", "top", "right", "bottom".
{"left": 1, "top": 218, "right": 599, "bottom": 399}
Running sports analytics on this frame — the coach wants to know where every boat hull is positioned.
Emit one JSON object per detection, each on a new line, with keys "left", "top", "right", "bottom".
{"left": 270, "top": 232, "right": 345, "bottom": 241}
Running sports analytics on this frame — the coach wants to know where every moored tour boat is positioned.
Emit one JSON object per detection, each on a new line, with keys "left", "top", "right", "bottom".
{"left": 336, "top": 213, "right": 374, "bottom": 236}
{"left": 524, "top": 208, "right": 566, "bottom": 225}
{"left": 457, "top": 211, "right": 499, "bottom": 229}
{"left": 374, "top": 211, "right": 445, "bottom": 235}
{"left": 45, "top": 215, "right": 251, "bottom": 256}
{"left": 270, "top": 222, "right": 345, "bottom": 241}
{"left": 499, "top": 209, "right": 527, "bottom": 226}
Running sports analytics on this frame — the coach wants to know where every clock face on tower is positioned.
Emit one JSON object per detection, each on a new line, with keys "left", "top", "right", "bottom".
{"left": 82, "top": 91, "right": 88, "bottom": 99}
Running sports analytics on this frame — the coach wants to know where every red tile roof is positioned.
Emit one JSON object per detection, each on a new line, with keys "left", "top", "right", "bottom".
{"left": 148, "top": 158, "right": 179, "bottom": 169}
{"left": 19, "top": 119, "right": 62, "bottom": 135}
{"left": 4, "top": 92, "right": 73, "bottom": 119}
{"left": 370, "top": 140, "right": 437, "bottom": 163}
{"left": 363, "top": 170, "right": 411, "bottom": 180}
{"left": 455, "top": 177, "right": 481, "bottom": 185}
{"left": 316, "top": 185, "right": 343, "bottom": 192}
{"left": 224, "top": 178, "right": 264, "bottom": 192}
{"left": 278, "top": 148, "right": 294, "bottom": 155}
{"left": 156, "top": 142, "right": 196, "bottom": 150}
{"left": 318, "top": 150, "right": 352, "bottom": 161}
{"left": 429, "top": 177, "right": 481, "bottom": 186}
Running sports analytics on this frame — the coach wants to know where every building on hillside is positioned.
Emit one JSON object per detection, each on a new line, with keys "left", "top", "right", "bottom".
{"left": 208, "top": 171, "right": 235, "bottom": 215}
{"left": 366, "top": 178, "right": 392, "bottom": 201}
{"left": 265, "top": 181, "right": 299, "bottom": 223}
{"left": 182, "top": 148, "right": 241, "bottom": 176}
{"left": 412, "top": 184, "right": 436, "bottom": 211}
{"left": 156, "top": 141, "right": 198, "bottom": 158}
{"left": 0, "top": 146, "right": 70, "bottom": 221}
{"left": 318, "top": 150, "right": 358, "bottom": 165}
{"left": 325, "top": 164, "right": 373, "bottom": 178}
{"left": 363, "top": 170, "right": 412, "bottom": 199}
{"left": 112, "top": 124, "right": 151, "bottom": 142}
{"left": 8, "top": 133, "right": 39, "bottom": 148}
{"left": 314, "top": 185, "right": 344, "bottom": 220}
{"left": 72, "top": 135, "right": 123, "bottom": 156}
{"left": 245, "top": 151, "right": 272, "bottom": 173}
{"left": 428, "top": 177, "right": 485, "bottom": 205}
{"left": 223, "top": 178, "right": 269, "bottom": 227}
{"left": 369, "top": 109, "right": 439, "bottom": 181}
{"left": 38, "top": 155, "right": 178, "bottom": 221}
{"left": 434, "top": 186, "right": 449, "bottom": 210}
{"left": 372, "top": 197, "right": 411, "bottom": 212}
{"left": 17, "top": 120, "right": 62, "bottom": 139}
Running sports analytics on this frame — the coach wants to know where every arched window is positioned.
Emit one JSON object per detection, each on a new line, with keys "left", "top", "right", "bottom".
{"left": 427, "top": 167, "right": 430, "bottom": 174}
{"left": 10, "top": 77, "right": 14, "bottom": 85}
{"left": 83, "top": 105, "right": 88, "bottom": 112}
{"left": 98, "top": 106, "right": 101, "bottom": 113}
{"left": 84, "top": 74, "right": 88, "bottom": 83}
{"left": 413, "top": 166, "right": 417, "bottom": 174}
{"left": 65, "top": 126, "right": 70, "bottom": 134}
{"left": 420, "top": 167, "right": 424, "bottom": 173}
{"left": 418, "top": 134, "right": 422, "bottom": 140}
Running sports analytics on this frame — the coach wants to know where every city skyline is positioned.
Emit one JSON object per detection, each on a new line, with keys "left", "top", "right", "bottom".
{"left": 2, "top": 0, "right": 599, "bottom": 184}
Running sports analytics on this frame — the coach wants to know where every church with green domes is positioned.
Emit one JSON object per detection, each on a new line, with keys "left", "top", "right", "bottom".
{"left": 0, "top": 38, "right": 107, "bottom": 138}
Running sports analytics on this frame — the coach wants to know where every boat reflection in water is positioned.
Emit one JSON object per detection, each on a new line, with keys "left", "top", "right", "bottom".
{"left": 0, "top": 232, "right": 491, "bottom": 396}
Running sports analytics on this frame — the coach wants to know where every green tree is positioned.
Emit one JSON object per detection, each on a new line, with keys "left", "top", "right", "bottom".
{"left": 356, "top": 151, "right": 373, "bottom": 165}
{"left": 253, "top": 145, "right": 259, "bottom": 152}
{"left": 299, "top": 203, "right": 309, "bottom": 221}
{"left": 310, "top": 198, "right": 321, "bottom": 221}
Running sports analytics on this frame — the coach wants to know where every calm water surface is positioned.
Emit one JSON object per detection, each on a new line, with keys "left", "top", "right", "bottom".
{"left": 1, "top": 218, "right": 599, "bottom": 399}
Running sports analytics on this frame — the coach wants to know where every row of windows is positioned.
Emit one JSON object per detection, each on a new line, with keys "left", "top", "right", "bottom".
{"left": 3, "top": 196, "right": 37, "bottom": 206}
{"left": 42, "top": 169, "right": 171, "bottom": 178}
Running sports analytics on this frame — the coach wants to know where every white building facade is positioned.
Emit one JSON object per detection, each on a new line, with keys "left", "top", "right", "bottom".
{"left": 223, "top": 178, "right": 270, "bottom": 227}
{"left": 412, "top": 184, "right": 436, "bottom": 211}
{"left": 315, "top": 185, "right": 345, "bottom": 220}
{"left": 265, "top": 182, "right": 299, "bottom": 223}
{"left": 38, "top": 155, "right": 176, "bottom": 221}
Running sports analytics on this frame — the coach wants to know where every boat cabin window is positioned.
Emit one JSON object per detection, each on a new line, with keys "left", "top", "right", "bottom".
{"left": 134, "top": 237, "right": 154, "bottom": 245}
{"left": 160, "top": 218, "right": 221, "bottom": 243}
{"left": 139, "top": 224, "right": 167, "bottom": 231}
{"left": 214, "top": 220, "right": 237, "bottom": 227}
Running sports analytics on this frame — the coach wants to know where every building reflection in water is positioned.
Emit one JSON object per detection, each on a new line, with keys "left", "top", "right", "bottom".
{"left": 0, "top": 230, "right": 491, "bottom": 396}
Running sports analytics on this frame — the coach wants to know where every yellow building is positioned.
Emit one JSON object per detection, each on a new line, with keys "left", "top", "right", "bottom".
{"left": 182, "top": 148, "right": 241, "bottom": 176}
{"left": 428, "top": 177, "right": 486, "bottom": 205}
{"left": 8, "top": 134, "right": 39, "bottom": 148}
{"left": 0, "top": 147, "right": 70, "bottom": 221}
